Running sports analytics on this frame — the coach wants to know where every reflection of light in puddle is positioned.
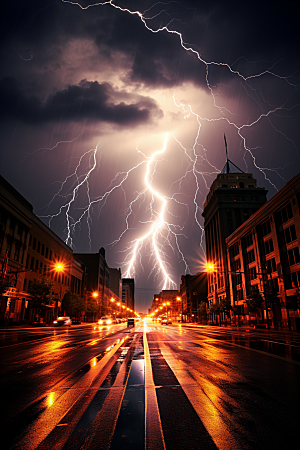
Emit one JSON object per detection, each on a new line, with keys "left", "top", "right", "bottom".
{"left": 89, "top": 340, "right": 98, "bottom": 346}
{"left": 106, "top": 336, "right": 128, "bottom": 353}
{"left": 47, "top": 392, "right": 55, "bottom": 407}
{"left": 90, "top": 357, "right": 97, "bottom": 368}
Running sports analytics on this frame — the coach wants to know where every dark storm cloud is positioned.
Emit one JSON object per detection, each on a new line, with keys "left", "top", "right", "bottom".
{"left": 0, "top": 77, "right": 162, "bottom": 125}
{"left": 1, "top": 1, "right": 299, "bottom": 91}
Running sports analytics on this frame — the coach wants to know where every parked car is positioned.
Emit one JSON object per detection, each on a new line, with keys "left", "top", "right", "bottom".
{"left": 98, "top": 316, "right": 113, "bottom": 325}
{"left": 53, "top": 316, "right": 72, "bottom": 327}
{"left": 161, "top": 318, "right": 168, "bottom": 325}
{"left": 168, "top": 318, "right": 172, "bottom": 324}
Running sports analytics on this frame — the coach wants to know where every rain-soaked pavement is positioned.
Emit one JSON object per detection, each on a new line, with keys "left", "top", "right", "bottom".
{"left": 1, "top": 321, "right": 300, "bottom": 450}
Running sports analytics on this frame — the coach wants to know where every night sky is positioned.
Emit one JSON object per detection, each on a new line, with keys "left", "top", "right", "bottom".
{"left": 1, "top": 1, "right": 300, "bottom": 312}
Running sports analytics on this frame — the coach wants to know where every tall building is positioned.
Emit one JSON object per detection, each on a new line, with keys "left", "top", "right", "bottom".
{"left": 122, "top": 278, "right": 135, "bottom": 311}
{"left": 109, "top": 268, "right": 122, "bottom": 300}
{"left": 0, "top": 175, "right": 85, "bottom": 324}
{"left": 74, "top": 248, "right": 111, "bottom": 317}
{"left": 226, "top": 172, "right": 300, "bottom": 331}
{"left": 180, "top": 273, "right": 207, "bottom": 322}
{"left": 202, "top": 150, "right": 268, "bottom": 309}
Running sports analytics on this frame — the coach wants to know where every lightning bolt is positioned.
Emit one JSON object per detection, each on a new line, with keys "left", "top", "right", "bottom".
{"left": 39, "top": 1, "right": 299, "bottom": 293}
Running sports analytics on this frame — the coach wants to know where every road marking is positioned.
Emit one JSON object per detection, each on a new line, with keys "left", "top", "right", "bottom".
{"left": 144, "top": 330, "right": 166, "bottom": 450}
{"left": 83, "top": 334, "right": 138, "bottom": 450}
{"left": 14, "top": 336, "right": 128, "bottom": 450}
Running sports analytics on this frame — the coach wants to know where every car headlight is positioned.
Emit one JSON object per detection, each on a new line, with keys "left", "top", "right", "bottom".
{"left": 107, "top": 319, "right": 112, "bottom": 324}
{"left": 99, "top": 320, "right": 103, "bottom": 324}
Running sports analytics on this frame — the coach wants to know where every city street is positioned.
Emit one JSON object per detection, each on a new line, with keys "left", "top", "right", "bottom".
{"left": 1, "top": 322, "right": 300, "bottom": 450}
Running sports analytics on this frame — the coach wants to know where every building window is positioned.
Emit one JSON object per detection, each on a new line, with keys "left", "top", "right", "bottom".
{"left": 264, "top": 238, "right": 274, "bottom": 255}
{"left": 280, "top": 224, "right": 297, "bottom": 246}
{"left": 243, "top": 233, "right": 252, "bottom": 249}
{"left": 35, "top": 260, "right": 39, "bottom": 272}
{"left": 29, "top": 235, "right": 32, "bottom": 247}
{"left": 26, "top": 254, "right": 30, "bottom": 269}
{"left": 230, "top": 243, "right": 239, "bottom": 258}
{"left": 41, "top": 244, "right": 45, "bottom": 256}
{"left": 45, "top": 247, "right": 49, "bottom": 259}
{"left": 14, "top": 243, "right": 21, "bottom": 261}
{"left": 283, "top": 247, "right": 300, "bottom": 268}
{"left": 30, "top": 257, "right": 34, "bottom": 270}
{"left": 37, "top": 241, "right": 41, "bottom": 253}
{"left": 245, "top": 249, "right": 255, "bottom": 264}
{"left": 277, "top": 203, "right": 293, "bottom": 225}
{"left": 286, "top": 271, "right": 300, "bottom": 289}
{"left": 33, "top": 238, "right": 36, "bottom": 251}
{"left": 265, "top": 258, "right": 276, "bottom": 273}
{"left": 232, "top": 258, "right": 241, "bottom": 272}
{"left": 261, "top": 220, "right": 271, "bottom": 237}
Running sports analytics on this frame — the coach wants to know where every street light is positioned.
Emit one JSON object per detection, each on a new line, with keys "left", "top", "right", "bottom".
{"left": 177, "top": 296, "right": 183, "bottom": 322}
{"left": 53, "top": 261, "right": 66, "bottom": 319}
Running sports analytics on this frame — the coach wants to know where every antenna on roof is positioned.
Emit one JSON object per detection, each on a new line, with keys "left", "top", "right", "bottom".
{"left": 224, "top": 133, "right": 229, "bottom": 173}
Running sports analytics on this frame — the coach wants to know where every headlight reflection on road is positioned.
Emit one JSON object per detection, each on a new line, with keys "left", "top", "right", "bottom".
{"left": 90, "top": 357, "right": 97, "bottom": 368}
{"left": 47, "top": 392, "right": 55, "bottom": 407}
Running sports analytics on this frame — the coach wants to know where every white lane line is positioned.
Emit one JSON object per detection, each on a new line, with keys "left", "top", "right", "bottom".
{"left": 144, "top": 328, "right": 166, "bottom": 450}
{"left": 15, "top": 336, "right": 128, "bottom": 450}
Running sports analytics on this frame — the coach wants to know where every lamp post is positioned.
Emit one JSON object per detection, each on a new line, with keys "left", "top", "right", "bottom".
{"left": 53, "top": 261, "right": 66, "bottom": 320}
{"left": 177, "top": 296, "right": 182, "bottom": 322}
{"left": 110, "top": 297, "right": 115, "bottom": 319}
{"left": 92, "top": 291, "right": 99, "bottom": 322}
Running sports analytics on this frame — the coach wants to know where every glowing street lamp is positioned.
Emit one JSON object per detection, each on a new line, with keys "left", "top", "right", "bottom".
{"left": 54, "top": 262, "right": 65, "bottom": 272}
{"left": 53, "top": 261, "right": 66, "bottom": 318}
{"left": 205, "top": 262, "right": 216, "bottom": 273}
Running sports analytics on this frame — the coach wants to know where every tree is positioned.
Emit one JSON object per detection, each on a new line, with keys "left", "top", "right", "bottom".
{"left": 219, "top": 298, "right": 231, "bottom": 318}
{"left": 86, "top": 299, "right": 99, "bottom": 321}
{"left": 28, "top": 278, "right": 53, "bottom": 320}
{"left": 209, "top": 303, "right": 220, "bottom": 324}
{"left": 198, "top": 301, "right": 208, "bottom": 323}
{"left": 245, "top": 287, "right": 263, "bottom": 324}
{"left": 62, "top": 291, "right": 85, "bottom": 318}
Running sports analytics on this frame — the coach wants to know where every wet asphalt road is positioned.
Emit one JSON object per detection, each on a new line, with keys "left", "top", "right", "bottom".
{"left": 0, "top": 322, "right": 300, "bottom": 450}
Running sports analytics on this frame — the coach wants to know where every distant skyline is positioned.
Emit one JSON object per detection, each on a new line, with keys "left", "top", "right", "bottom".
{"left": 1, "top": 1, "right": 300, "bottom": 312}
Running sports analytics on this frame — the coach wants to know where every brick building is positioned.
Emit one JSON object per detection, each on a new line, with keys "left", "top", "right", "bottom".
{"left": 226, "top": 172, "right": 300, "bottom": 331}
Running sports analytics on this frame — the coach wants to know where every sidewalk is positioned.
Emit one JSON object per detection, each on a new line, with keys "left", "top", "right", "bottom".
{"left": 180, "top": 322, "right": 300, "bottom": 337}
